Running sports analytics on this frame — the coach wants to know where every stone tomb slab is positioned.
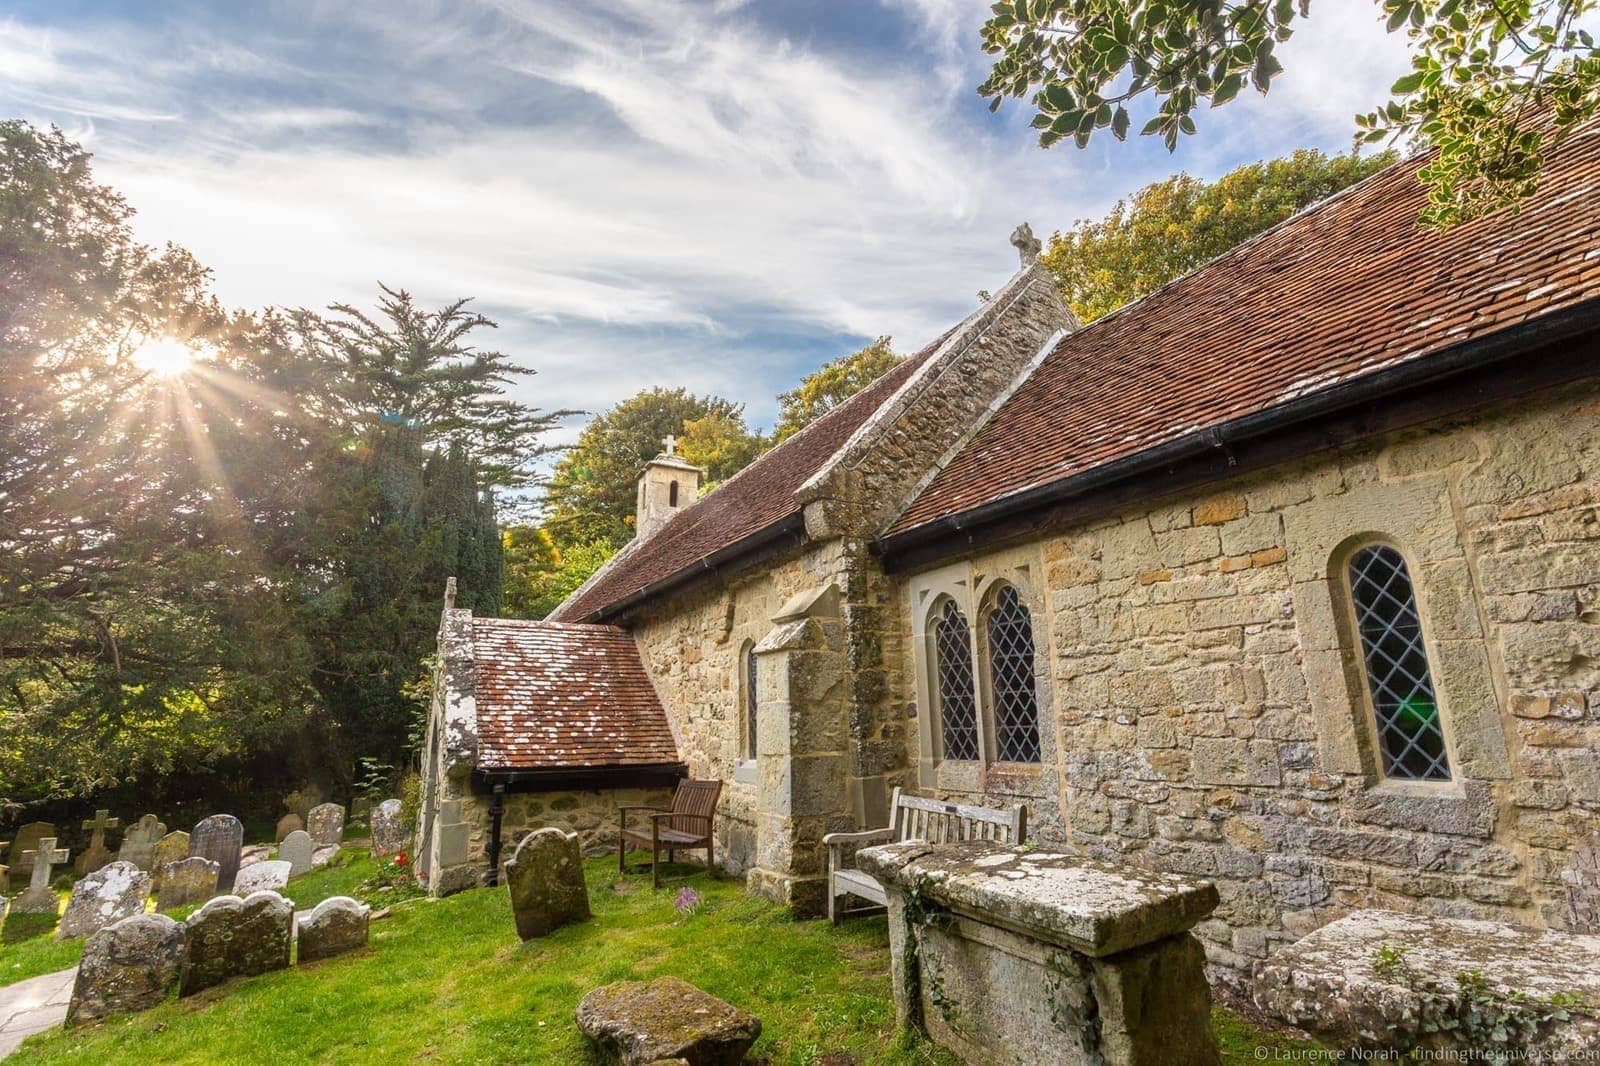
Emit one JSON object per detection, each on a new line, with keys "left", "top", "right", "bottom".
{"left": 188, "top": 815, "right": 243, "bottom": 894}
{"left": 858, "top": 840, "right": 1220, "bottom": 1066}
{"left": 179, "top": 891, "right": 294, "bottom": 997}
{"left": 297, "top": 896, "right": 370, "bottom": 962}
{"left": 234, "top": 860, "right": 292, "bottom": 896}
{"left": 576, "top": 976, "right": 761, "bottom": 1065}
{"left": 1253, "top": 909, "right": 1600, "bottom": 1055}
{"left": 67, "top": 913, "right": 185, "bottom": 1026}
{"left": 57, "top": 861, "right": 151, "bottom": 940}
{"left": 505, "top": 828, "right": 591, "bottom": 940}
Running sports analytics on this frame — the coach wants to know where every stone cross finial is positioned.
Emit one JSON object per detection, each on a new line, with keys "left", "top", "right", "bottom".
{"left": 22, "top": 837, "right": 68, "bottom": 893}
{"left": 1010, "top": 222, "right": 1042, "bottom": 266}
{"left": 663, "top": 434, "right": 677, "bottom": 456}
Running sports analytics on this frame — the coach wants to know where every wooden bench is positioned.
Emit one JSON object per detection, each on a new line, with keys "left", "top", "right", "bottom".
{"left": 618, "top": 778, "right": 721, "bottom": 888}
{"left": 822, "top": 787, "right": 1027, "bottom": 923}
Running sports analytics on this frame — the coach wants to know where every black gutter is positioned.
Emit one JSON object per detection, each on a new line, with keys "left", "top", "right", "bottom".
{"left": 474, "top": 762, "right": 688, "bottom": 793}
{"left": 582, "top": 511, "right": 809, "bottom": 624}
{"left": 877, "top": 295, "right": 1600, "bottom": 572}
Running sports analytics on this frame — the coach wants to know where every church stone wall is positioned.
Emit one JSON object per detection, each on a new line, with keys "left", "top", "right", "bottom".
{"left": 898, "top": 377, "right": 1600, "bottom": 984}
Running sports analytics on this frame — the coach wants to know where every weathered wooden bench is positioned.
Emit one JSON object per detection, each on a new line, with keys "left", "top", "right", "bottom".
{"left": 822, "top": 787, "right": 1027, "bottom": 923}
{"left": 618, "top": 778, "right": 721, "bottom": 889}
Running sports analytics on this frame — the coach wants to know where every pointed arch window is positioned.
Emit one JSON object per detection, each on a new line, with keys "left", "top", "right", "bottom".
{"left": 934, "top": 599, "right": 980, "bottom": 761}
{"left": 744, "top": 643, "right": 759, "bottom": 761}
{"left": 985, "top": 585, "right": 1041, "bottom": 763}
{"left": 1346, "top": 543, "right": 1451, "bottom": 781}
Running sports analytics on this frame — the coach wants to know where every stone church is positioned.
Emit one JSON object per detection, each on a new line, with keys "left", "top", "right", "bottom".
{"left": 419, "top": 125, "right": 1600, "bottom": 984}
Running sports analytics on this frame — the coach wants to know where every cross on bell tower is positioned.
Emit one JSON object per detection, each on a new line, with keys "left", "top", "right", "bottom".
{"left": 663, "top": 433, "right": 678, "bottom": 456}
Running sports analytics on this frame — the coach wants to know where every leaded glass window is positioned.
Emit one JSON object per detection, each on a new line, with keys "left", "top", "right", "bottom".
{"left": 986, "top": 586, "right": 1041, "bottom": 763}
{"left": 745, "top": 644, "right": 759, "bottom": 761}
{"left": 1347, "top": 544, "right": 1451, "bottom": 781}
{"left": 934, "top": 600, "right": 980, "bottom": 761}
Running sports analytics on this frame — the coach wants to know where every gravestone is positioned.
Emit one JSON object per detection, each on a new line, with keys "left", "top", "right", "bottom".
{"left": 150, "top": 831, "right": 189, "bottom": 890}
{"left": 371, "top": 799, "right": 406, "bottom": 854}
{"left": 576, "top": 977, "right": 761, "bottom": 1065}
{"left": 66, "top": 913, "right": 186, "bottom": 1026}
{"left": 115, "top": 814, "right": 167, "bottom": 872}
{"left": 13, "top": 837, "right": 70, "bottom": 913}
{"left": 5, "top": 821, "right": 55, "bottom": 891}
{"left": 188, "top": 814, "right": 243, "bottom": 894}
{"left": 74, "top": 809, "right": 121, "bottom": 875}
{"left": 297, "top": 896, "right": 371, "bottom": 962}
{"left": 179, "top": 890, "right": 294, "bottom": 997}
{"left": 312, "top": 844, "right": 339, "bottom": 868}
{"left": 234, "top": 860, "right": 291, "bottom": 896}
{"left": 274, "top": 813, "right": 303, "bottom": 842}
{"left": 307, "top": 803, "right": 345, "bottom": 847}
{"left": 279, "top": 830, "right": 314, "bottom": 878}
{"left": 505, "top": 828, "right": 591, "bottom": 940}
{"left": 57, "top": 860, "right": 151, "bottom": 940}
{"left": 284, "top": 787, "right": 324, "bottom": 823}
{"left": 157, "top": 857, "right": 220, "bottom": 911}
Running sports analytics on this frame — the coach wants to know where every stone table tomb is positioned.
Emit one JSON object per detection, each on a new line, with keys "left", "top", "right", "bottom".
{"left": 858, "top": 840, "right": 1221, "bottom": 1066}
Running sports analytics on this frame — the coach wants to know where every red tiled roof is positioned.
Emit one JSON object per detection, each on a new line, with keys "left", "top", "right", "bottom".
{"left": 551, "top": 334, "right": 948, "bottom": 621}
{"left": 472, "top": 618, "right": 678, "bottom": 771}
{"left": 890, "top": 124, "right": 1600, "bottom": 534}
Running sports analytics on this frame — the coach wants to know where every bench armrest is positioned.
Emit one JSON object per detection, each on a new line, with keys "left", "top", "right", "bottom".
{"left": 821, "top": 828, "right": 894, "bottom": 847}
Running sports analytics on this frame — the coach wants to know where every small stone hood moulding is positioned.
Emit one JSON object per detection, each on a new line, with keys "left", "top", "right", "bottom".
{"left": 771, "top": 582, "right": 840, "bottom": 623}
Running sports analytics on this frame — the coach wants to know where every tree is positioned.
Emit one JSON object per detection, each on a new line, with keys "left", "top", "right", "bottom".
{"left": 501, "top": 533, "right": 617, "bottom": 619}
{"left": 1041, "top": 148, "right": 1395, "bottom": 321}
{"left": 542, "top": 388, "right": 761, "bottom": 551}
{"left": 977, "top": 0, "right": 1599, "bottom": 225}
{"left": 773, "top": 338, "right": 902, "bottom": 444}
{"left": 679, "top": 409, "right": 765, "bottom": 486}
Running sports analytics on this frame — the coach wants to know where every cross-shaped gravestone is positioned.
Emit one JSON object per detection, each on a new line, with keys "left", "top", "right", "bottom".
{"left": 662, "top": 433, "right": 677, "bottom": 456}
{"left": 15, "top": 837, "right": 70, "bottom": 912}
{"left": 83, "top": 809, "right": 120, "bottom": 848}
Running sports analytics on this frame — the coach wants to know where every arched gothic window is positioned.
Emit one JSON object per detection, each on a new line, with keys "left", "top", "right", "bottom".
{"left": 985, "top": 586, "right": 1041, "bottom": 763}
{"left": 1346, "top": 543, "right": 1451, "bottom": 781}
{"left": 934, "top": 599, "right": 980, "bottom": 761}
{"left": 744, "top": 643, "right": 759, "bottom": 761}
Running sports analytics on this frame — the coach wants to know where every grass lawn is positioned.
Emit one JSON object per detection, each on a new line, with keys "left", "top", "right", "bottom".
{"left": 16, "top": 857, "right": 1324, "bottom": 1064}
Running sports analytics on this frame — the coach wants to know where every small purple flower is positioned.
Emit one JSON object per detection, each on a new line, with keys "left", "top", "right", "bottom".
{"left": 675, "top": 886, "right": 702, "bottom": 914}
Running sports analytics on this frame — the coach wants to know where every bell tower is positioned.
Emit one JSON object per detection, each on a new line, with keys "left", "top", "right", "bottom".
{"left": 635, "top": 434, "right": 703, "bottom": 539}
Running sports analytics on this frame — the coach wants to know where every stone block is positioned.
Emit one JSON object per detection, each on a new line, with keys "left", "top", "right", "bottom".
{"left": 1190, "top": 738, "right": 1281, "bottom": 788}
{"left": 297, "top": 896, "right": 371, "bottom": 962}
{"left": 576, "top": 976, "right": 761, "bottom": 1065}
{"left": 1192, "top": 493, "right": 1246, "bottom": 526}
{"left": 505, "top": 827, "right": 591, "bottom": 940}
{"left": 67, "top": 913, "right": 185, "bottom": 1026}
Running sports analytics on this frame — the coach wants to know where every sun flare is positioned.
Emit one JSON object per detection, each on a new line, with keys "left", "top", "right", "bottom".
{"left": 130, "top": 337, "right": 197, "bottom": 379}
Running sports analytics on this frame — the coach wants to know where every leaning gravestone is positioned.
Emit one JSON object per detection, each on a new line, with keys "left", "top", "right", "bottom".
{"left": 115, "top": 814, "right": 167, "bottom": 872}
{"left": 371, "top": 799, "right": 407, "bottom": 854}
{"left": 189, "top": 815, "right": 243, "bottom": 894}
{"left": 279, "top": 830, "right": 314, "bottom": 879}
{"left": 233, "top": 860, "right": 291, "bottom": 896}
{"left": 57, "top": 861, "right": 151, "bottom": 940}
{"left": 505, "top": 828, "right": 591, "bottom": 940}
{"left": 6, "top": 821, "right": 55, "bottom": 891}
{"left": 274, "top": 813, "right": 303, "bottom": 842}
{"left": 74, "top": 809, "right": 121, "bottom": 875}
{"left": 14, "top": 837, "right": 70, "bottom": 914}
{"left": 297, "top": 896, "right": 371, "bottom": 962}
{"left": 156, "top": 857, "right": 220, "bottom": 911}
{"left": 306, "top": 803, "right": 345, "bottom": 847}
{"left": 66, "top": 913, "right": 186, "bottom": 1026}
{"left": 179, "top": 890, "right": 294, "bottom": 997}
{"left": 150, "top": 831, "right": 189, "bottom": 891}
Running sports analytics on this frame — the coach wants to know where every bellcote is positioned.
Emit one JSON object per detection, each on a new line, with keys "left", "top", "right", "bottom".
{"left": 635, "top": 434, "right": 703, "bottom": 540}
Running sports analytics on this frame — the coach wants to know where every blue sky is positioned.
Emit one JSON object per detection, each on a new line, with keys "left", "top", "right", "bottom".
{"left": 0, "top": 0, "right": 1411, "bottom": 445}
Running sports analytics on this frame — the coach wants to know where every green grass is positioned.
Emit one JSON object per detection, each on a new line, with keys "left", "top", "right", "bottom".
{"left": 1, "top": 850, "right": 384, "bottom": 987}
{"left": 16, "top": 858, "right": 1320, "bottom": 1064}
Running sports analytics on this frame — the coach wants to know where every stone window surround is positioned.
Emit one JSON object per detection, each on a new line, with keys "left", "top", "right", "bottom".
{"left": 1287, "top": 476, "right": 1513, "bottom": 823}
{"left": 909, "top": 553, "right": 1056, "bottom": 798}
{"left": 726, "top": 598, "right": 768, "bottom": 788}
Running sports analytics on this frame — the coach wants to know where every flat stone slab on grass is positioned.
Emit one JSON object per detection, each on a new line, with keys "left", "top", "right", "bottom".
{"left": 1253, "top": 909, "right": 1600, "bottom": 1054}
{"left": 857, "top": 839, "right": 1220, "bottom": 957}
{"left": 234, "top": 860, "right": 292, "bottom": 896}
{"left": 577, "top": 976, "right": 760, "bottom": 1065}
{"left": 57, "top": 861, "right": 151, "bottom": 940}
{"left": 67, "top": 913, "right": 186, "bottom": 1026}
{"left": 296, "top": 896, "right": 370, "bottom": 962}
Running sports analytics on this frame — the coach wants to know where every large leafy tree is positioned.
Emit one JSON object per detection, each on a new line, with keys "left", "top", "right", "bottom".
{"left": 1042, "top": 147, "right": 1395, "bottom": 321}
{"left": 502, "top": 530, "right": 616, "bottom": 620}
{"left": 978, "top": 0, "right": 1599, "bottom": 225}
{"left": 772, "top": 338, "right": 902, "bottom": 444}
{"left": 542, "top": 388, "right": 761, "bottom": 551}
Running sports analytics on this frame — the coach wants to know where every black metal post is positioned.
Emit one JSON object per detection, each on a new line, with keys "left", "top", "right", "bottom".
{"left": 487, "top": 783, "right": 506, "bottom": 886}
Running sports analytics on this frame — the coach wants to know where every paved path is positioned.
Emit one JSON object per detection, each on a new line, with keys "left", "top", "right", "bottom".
{"left": 0, "top": 967, "right": 74, "bottom": 1058}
